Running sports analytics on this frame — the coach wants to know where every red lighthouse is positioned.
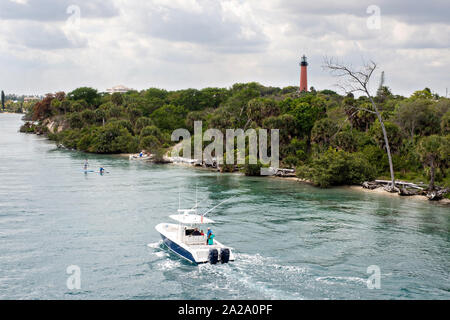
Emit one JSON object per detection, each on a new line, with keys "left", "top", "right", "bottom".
{"left": 299, "top": 55, "right": 308, "bottom": 92}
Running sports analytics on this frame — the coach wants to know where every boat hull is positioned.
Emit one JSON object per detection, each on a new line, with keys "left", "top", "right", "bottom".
{"left": 159, "top": 233, "right": 198, "bottom": 264}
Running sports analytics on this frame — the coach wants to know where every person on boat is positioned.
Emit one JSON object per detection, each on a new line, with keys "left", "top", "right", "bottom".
{"left": 192, "top": 228, "right": 201, "bottom": 236}
{"left": 139, "top": 151, "right": 143, "bottom": 158}
{"left": 200, "top": 230, "right": 204, "bottom": 236}
{"left": 206, "top": 228, "right": 213, "bottom": 244}
{"left": 208, "top": 232, "right": 215, "bottom": 245}
{"left": 83, "top": 159, "right": 89, "bottom": 170}
{"left": 99, "top": 167, "right": 105, "bottom": 174}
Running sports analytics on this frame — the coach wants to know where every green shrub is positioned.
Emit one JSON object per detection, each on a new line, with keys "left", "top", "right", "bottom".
{"left": 299, "top": 149, "right": 376, "bottom": 187}
{"left": 243, "top": 156, "right": 263, "bottom": 176}
{"left": 69, "top": 113, "right": 83, "bottom": 129}
{"left": 283, "top": 155, "right": 299, "bottom": 168}
{"left": 140, "top": 125, "right": 162, "bottom": 139}
{"left": 135, "top": 117, "right": 153, "bottom": 134}
{"left": 140, "top": 135, "right": 161, "bottom": 152}
{"left": 89, "top": 122, "right": 136, "bottom": 153}
{"left": 81, "top": 109, "right": 95, "bottom": 124}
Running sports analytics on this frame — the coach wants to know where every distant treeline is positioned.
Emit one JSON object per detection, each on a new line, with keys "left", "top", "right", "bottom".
{"left": 20, "top": 83, "right": 450, "bottom": 190}
{"left": 0, "top": 93, "right": 40, "bottom": 113}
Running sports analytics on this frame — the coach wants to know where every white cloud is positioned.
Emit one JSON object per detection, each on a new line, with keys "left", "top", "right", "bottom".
{"left": 0, "top": 0, "right": 449, "bottom": 97}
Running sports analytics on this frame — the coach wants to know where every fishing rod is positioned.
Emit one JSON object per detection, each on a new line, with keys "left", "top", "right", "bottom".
{"left": 191, "top": 195, "right": 209, "bottom": 210}
{"left": 202, "top": 197, "right": 234, "bottom": 217}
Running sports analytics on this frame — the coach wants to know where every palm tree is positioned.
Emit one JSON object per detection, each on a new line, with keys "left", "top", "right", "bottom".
{"left": 416, "top": 135, "right": 446, "bottom": 191}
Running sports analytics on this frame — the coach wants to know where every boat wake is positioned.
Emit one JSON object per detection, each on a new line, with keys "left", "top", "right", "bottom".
{"left": 156, "top": 259, "right": 182, "bottom": 271}
{"left": 147, "top": 240, "right": 170, "bottom": 259}
{"left": 315, "top": 276, "right": 367, "bottom": 286}
{"left": 146, "top": 241, "right": 163, "bottom": 249}
{"left": 177, "top": 252, "right": 308, "bottom": 299}
{"left": 145, "top": 247, "right": 375, "bottom": 299}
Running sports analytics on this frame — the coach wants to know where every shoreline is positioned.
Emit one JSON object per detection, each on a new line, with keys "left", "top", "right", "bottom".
{"left": 270, "top": 175, "right": 449, "bottom": 204}
{"left": 90, "top": 153, "right": 450, "bottom": 206}
{"left": 346, "top": 185, "right": 450, "bottom": 204}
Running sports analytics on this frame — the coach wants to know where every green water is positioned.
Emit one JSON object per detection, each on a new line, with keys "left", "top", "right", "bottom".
{"left": 0, "top": 113, "right": 449, "bottom": 299}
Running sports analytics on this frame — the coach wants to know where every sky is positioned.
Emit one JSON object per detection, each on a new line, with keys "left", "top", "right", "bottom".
{"left": 0, "top": 0, "right": 449, "bottom": 96}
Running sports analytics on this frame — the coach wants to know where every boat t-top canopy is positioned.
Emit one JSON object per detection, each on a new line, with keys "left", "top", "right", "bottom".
{"left": 170, "top": 211, "right": 215, "bottom": 225}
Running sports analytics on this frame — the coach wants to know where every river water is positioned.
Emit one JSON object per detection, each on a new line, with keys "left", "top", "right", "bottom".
{"left": 0, "top": 113, "right": 449, "bottom": 299}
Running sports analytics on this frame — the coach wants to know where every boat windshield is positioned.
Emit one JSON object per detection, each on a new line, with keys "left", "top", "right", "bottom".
{"left": 185, "top": 228, "right": 204, "bottom": 236}
{"left": 169, "top": 213, "right": 215, "bottom": 225}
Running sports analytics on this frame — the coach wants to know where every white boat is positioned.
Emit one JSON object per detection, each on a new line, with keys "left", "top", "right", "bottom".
{"left": 155, "top": 208, "right": 235, "bottom": 265}
{"left": 129, "top": 153, "right": 151, "bottom": 160}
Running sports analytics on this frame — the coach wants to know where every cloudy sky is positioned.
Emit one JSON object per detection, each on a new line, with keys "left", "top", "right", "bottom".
{"left": 0, "top": 0, "right": 449, "bottom": 96}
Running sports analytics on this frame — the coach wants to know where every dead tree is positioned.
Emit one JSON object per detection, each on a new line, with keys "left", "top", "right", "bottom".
{"left": 323, "top": 58, "right": 396, "bottom": 191}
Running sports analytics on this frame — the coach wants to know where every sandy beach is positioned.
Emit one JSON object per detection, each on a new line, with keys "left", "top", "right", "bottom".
{"left": 347, "top": 185, "right": 450, "bottom": 204}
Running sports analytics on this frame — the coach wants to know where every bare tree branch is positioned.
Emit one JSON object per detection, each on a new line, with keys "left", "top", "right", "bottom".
{"left": 323, "top": 57, "right": 397, "bottom": 191}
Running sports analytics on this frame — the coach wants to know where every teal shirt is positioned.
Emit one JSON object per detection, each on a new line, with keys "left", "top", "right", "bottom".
{"left": 208, "top": 234, "right": 215, "bottom": 245}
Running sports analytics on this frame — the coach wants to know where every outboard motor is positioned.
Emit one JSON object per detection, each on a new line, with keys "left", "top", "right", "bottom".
{"left": 220, "top": 248, "right": 230, "bottom": 264}
{"left": 208, "top": 249, "right": 219, "bottom": 264}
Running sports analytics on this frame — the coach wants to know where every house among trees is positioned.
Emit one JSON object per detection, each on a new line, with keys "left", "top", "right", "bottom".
{"left": 106, "top": 85, "right": 133, "bottom": 94}
{"left": 24, "top": 96, "right": 41, "bottom": 103}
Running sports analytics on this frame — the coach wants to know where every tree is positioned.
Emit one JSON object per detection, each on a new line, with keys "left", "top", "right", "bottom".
{"left": 441, "top": 110, "right": 450, "bottom": 135}
{"left": 81, "top": 109, "right": 96, "bottom": 124}
{"left": 135, "top": 117, "right": 153, "bottom": 134}
{"left": 55, "top": 91, "right": 66, "bottom": 101}
{"left": 1, "top": 90, "right": 5, "bottom": 110}
{"left": 287, "top": 100, "right": 325, "bottom": 137}
{"left": 410, "top": 88, "right": 433, "bottom": 100}
{"left": 128, "top": 107, "right": 143, "bottom": 124}
{"left": 32, "top": 94, "right": 54, "bottom": 120}
{"left": 333, "top": 129, "right": 359, "bottom": 152}
{"left": 90, "top": 122, "right": 137, "bottom": 153}
{"left": 297, "top": 149, "right": 376, "bottom": 188}
{"left": 324, "top": 58, "right": 397, "bottom": 190}
{"left": 343, "top": 102, "right": 376, "bottom": 131}
{"left": 262, "top": 114, "right": 296, "bottom": 144}
{"left": 111, "top": 92, "right": 124, "bottom": 106}
{"left": 200, "top": 87, "right": 230, "bottom": 109}
{"left": 246, "top": 98, "right": 280, "bottom": 127}
{"left": 168, "top": 89, "right": 205, "bottom": 111}
{"left": 67, "top": 87, "right": 100, "bottom": 106}
{"left": 69, "top": 112, "right": 83, "bottom": 129}
{"left": 140, "top": 135, "right": 160, "bottom": 152}
{"left": 311, "top": 118, "right": 339, "bottom": 148}
{"left": 416, "top": 135, "right": 448, "bottom": 191}
{"left": 369, "top": 121, "right": 403, "bottom": 153}
{"left": 222, "top": 83, "right": 261, "bottom": 127}
{"left": 94, "top": 109, "right": 106, "bottom": 125}
{"left": 144, "top": 88, "right": 168, "bottom": 100}
{"left": 394, "top": 99, "right": 431, "bottom": 140}
{"left": 140, "top": 125, "right": 162, "bottom": 140}
{"left": 151, "top": 104, "right": 187, "bottom": 131}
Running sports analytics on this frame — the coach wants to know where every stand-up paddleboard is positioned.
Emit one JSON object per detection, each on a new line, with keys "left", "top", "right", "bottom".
{"left": 82, "top": 169, "right": 110, "bottom": 174}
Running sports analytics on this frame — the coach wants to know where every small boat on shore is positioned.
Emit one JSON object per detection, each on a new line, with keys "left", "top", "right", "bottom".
{"left": 155, "top": 206, "right": 235, "bottom": 265}
{"left": 129, "top": 151, "right": 151, "bottom": 160}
